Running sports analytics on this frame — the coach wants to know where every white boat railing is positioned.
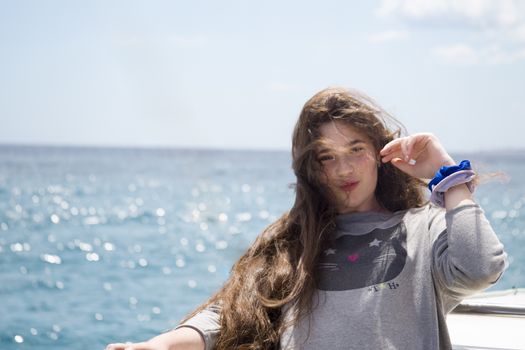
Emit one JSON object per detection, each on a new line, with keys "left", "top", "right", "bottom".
{"left": 453, "top": 302, "right": 525, "bottom": 316}
{"left": 452, "top": 287, "right": 525, "bottom": 316}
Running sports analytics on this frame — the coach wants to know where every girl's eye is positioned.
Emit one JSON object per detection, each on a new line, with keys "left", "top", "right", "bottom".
{"left": 350, "top": 147, "right": 365, "bottom": 153}
{"left": 318, "top": 155, "right": 335, "bottom": 162}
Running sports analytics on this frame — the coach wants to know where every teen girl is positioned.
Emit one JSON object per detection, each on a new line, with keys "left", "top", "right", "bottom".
{"left": 106, "top": 87, "right": 507, "bottom": 350}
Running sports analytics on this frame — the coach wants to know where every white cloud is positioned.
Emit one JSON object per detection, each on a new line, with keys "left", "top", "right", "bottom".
{"left": 485, "top": 46, "right": 525, "bottom": 64}
{"left": 510, "top": 23, "right": 525, "bottom": 41}
{"left": 377, "top": 0, "right": 522, "bottom": 28}
{"left": 432, "top": 43, "right": 525, "bottom": 65}
{"left": 368, "top": 29, "right": 410, "bottom": 43}
{"left": 432, "top": 44, "right": 479, "bottom": 64}
{"left": 377, "top": 0, "right": 525, "bottom": 64}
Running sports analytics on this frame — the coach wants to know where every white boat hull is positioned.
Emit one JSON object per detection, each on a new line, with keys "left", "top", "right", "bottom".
{"left": 448, "top": 289, "right": 525, "bottom": 350}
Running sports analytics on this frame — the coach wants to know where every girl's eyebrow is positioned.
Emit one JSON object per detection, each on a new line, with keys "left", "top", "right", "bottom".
{"left": 347, "top": 139, "right": 366, "bottom": 146}
{"left": 318, "top": 139, "right": 366, "bottom": 154}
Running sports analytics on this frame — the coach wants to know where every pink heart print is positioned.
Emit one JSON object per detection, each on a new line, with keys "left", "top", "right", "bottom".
{"left": 347, "top": 253, "right": 359, "bottom": 262}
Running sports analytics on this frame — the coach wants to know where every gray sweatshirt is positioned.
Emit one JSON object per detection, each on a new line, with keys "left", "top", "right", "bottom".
{"left": 175, "top": 203, "right": 508, "bottom": 349}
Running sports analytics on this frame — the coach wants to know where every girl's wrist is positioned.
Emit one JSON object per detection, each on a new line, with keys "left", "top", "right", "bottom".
{"left": 439, "top": 157, "right": 456, "bottom": 168}
{"left": 444, "top": 183, "right": 475, "bottom": 210}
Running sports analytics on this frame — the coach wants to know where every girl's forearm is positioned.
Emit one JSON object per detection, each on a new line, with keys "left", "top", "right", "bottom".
{"left": 148, "top": 327, "right": 205, "bottom": 350}
{"left": 444, "top": 183, "right": 475, "bottom": 211}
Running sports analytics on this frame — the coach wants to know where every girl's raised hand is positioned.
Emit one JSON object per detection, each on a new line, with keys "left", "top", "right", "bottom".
{"left": 379, "top": 133, "right": 455, "bottom": 179}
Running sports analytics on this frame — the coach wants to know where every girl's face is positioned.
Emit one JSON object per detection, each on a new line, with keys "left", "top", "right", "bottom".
{"left": 317, "top": 120, "right": 382, "bottom": 214}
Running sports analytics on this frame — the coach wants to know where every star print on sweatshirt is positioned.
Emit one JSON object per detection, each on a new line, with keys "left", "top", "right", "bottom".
{"left": 317, "top": 222, "right": 407, "bottom": 291}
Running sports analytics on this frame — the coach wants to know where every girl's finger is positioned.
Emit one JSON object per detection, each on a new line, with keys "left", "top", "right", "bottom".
{"left": 380, "top": 138, "right": 402, "bottom": 155}
{"left": 405, "top": 136, "right": 418, "bottom": 164}
{"left": 381, "top": 147, "right": 403, "bottom": 163}
{"left": 390, "top": 157, "right": 412, "bottom": 174}
{"left": 400, "top": 137, "right": 410, "bottom": 162}
{"left": 380, "top": 139, "right": 404, "bottom": 163}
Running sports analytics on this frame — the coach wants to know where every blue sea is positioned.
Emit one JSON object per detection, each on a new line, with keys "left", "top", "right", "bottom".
{"left": 0, "top": 145, "right": 524, "bottom": 349}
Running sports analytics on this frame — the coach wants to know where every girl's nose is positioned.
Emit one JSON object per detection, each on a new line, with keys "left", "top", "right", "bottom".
{"left": 336, "top": 156, "right": 355, "bottom": 176}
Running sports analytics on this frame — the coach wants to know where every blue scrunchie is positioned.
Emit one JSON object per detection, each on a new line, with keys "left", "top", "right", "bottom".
{"left": 428, "top": 160, "right": 472, "bottom": 192}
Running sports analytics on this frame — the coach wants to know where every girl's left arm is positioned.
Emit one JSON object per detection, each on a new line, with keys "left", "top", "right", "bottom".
{"left": 381, "top": 133, "right": 508, "bottom": 299}
{"left": 429, "top": 201, "right": 508, "bottom": 301}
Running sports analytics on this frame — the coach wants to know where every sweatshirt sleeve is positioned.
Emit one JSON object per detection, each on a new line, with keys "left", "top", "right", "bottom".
{"left": 429, "top": 203, "right": 508, "bottom": 309}
{"left": 173, "top": 303, "right": 221, "bottom": 350}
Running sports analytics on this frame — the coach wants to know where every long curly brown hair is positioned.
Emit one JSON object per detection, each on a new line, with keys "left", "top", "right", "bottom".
{"left": 179, "top": 87, "right": 426, "bottom": 349}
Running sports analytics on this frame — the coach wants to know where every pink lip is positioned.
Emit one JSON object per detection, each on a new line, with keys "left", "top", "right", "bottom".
{"left": 339, "top": 181, "right": 359, "bottom": 192}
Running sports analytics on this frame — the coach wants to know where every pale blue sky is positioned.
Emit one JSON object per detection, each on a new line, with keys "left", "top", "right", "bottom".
{"left": 1, "top": 0, "right": 524, "bottom": 152}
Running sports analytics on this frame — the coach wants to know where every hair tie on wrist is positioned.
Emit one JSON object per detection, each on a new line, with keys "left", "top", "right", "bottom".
{"left": 428, "top": 160, "right": 475, "bottom": 207}
{"left": 428, "top": 160, "right": 472, "bottom": 192}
